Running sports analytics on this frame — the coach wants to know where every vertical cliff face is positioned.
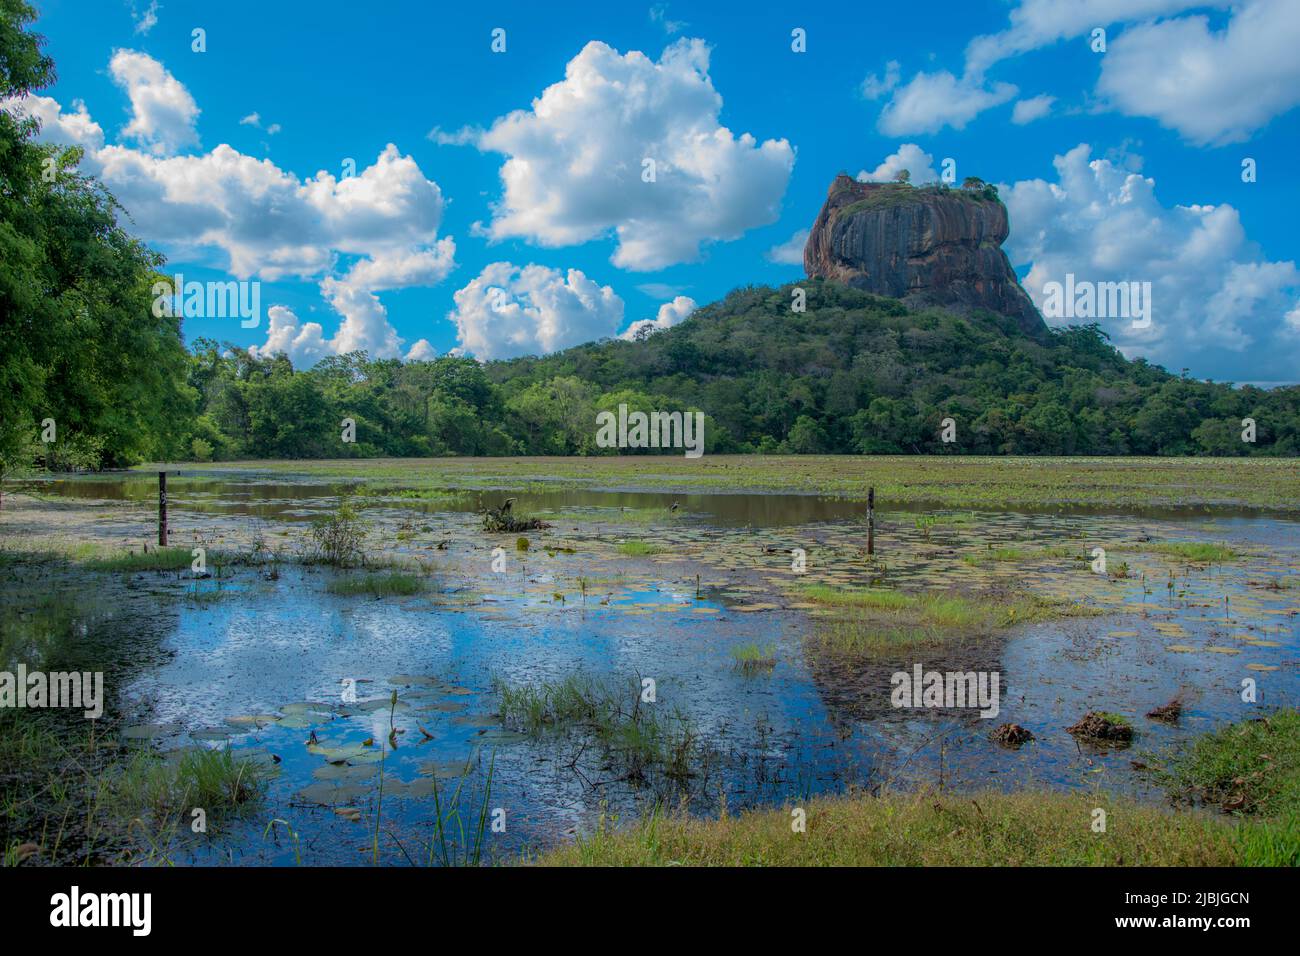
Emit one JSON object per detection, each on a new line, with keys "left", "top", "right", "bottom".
{"left": 803, "top": 174, "right": 1047, "bottom": 338}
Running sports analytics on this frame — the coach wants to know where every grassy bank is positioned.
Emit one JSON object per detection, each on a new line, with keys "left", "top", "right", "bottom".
{"left": 534, "top": 710, "right": 1300, "bottom": 866}
{"left": 141, "top": 455, "right": 1300, "bottom": 512}
{"left": 1159, "top": 708, "right": 1300, "bottom": 817}
{"left": 532, "top": 790, "right": 1257, "bottom": 866}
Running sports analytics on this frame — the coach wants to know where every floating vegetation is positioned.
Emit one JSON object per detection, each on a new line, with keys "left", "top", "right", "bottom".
{"left": 961, "top": 547, "right": 1027, "bottom": 565}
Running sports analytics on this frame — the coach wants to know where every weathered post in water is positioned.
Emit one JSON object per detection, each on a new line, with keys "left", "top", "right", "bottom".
{"left": 867, "top": 486, "right": 875, "bottom": 555}
{"left": 158, "top": 471, "right": 168, "bottom": 547}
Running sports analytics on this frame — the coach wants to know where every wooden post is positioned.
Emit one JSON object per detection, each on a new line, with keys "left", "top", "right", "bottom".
{"left": 158, "top": 471, "right": 168, "bottom": 547}
{"left": 867, "top": 486, "right": 875, "bottom": 556}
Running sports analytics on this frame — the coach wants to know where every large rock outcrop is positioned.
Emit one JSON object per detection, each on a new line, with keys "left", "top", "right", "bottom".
{"left": 803, "top": 174, "right": 1046, "bottom": 338}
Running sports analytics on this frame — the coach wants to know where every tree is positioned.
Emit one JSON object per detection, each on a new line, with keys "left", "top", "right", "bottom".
{"left": 0, "top": 1, "right": 194, "bottom": 469}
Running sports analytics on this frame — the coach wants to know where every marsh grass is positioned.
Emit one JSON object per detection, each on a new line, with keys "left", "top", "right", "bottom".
{"left": 1, "top": 710, "right": 268, "bottom": 865}
{"left": 175, "top": 455, "right": 1300, "bottom": 511}
{"left": 798, "top": 584, "right": 1088, "bottom": 653}
{"left": 423, "top": 752, "right": 496, "bottom": 867}
{"left": 1146, "top": 542, "right": 1239, "bottom": 563}
{"left": 325, "top": 572, "right": 431, "bottom": 597}
{"left": 1157, "top": 708, "right": 1300, "bottom": 817}
{"left": 1233, "top": 816, "right": 1300, "bottom": 866}
{"left": 495, "top": 673, "right": 700, "bottom": 783}
{"left": 86, "top": 547, "right": 194, "bottom": 572}
{"left": 532, "top": 790, "right": 1259, "bottom": 866}
{"left": 355, "top": 484, "right": 469, "bottom": 504}
{"left": 730, "top": 643, "right": 778, "bottom": 674}
{"left": 111, "top": 746, "right": 269, "bottom": 819}
{"left": 0, "top": 715, "right": 109, "bottom": 865}
{"left": 617, "top": 541, "right": 660, "bottom": 556}
{"left": 543, "top": 507, "right": 679, "bottom": 526}
{"left": 961, "top": 547, "right": 1027, "bottom": 565}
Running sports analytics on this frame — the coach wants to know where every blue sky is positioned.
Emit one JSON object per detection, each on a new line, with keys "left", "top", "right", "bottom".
{"left": 15, "top": 0, "right": 1300, "bottom": 383}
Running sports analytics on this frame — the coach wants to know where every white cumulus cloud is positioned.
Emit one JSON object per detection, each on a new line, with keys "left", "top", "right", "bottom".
{"left": 621, "top": 295, "right": 696, "bottom": 340}
{"left": 449, "top": 263, "right": 625, "bottom": 360}
{"left": 1003, "top": 144, "right": 1300, "bottom": 382}
{"left": 475, "top": 38, "right": 795, "bottom": 271}
{"left": 1096, "top": 0, "right": 1300, "bottom": 145}
{"left": 1011, "top": 94, "right": 1055, "bottom": 125}
{"left": 109, "top": 49, "right": 199, "bottom": 155}
{"left": 874, "top": 1, "right": 1297, "bottom": 144}
{"left": 857, "top": 143, "right": 939, "bottom": 184}
{"left": 765, "top": 229, "right": 809, "bottom": 265}
{"left": 877, "top": 70, "right": 1016, "bottom": 136}
{"left": 5, "top": 51, "right": 458, "bottom": 368}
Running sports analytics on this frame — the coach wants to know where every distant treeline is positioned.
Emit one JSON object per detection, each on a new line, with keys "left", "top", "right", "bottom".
{"left": 174, "top": 283, "right": 1298, "bottom": 463}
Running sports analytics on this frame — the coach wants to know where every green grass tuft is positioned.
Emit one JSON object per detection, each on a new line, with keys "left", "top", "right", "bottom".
{"left": 324, "top": 572, "right": 430, "bottom": 596}
{"left": 617, "top": 541, "right": 661, "bottom": 556}
{"left": 1148, "top": 542, "right": 1238, "bottom": 562}
{"left": 86, "top": 547, "right": 194, "bottom": 572}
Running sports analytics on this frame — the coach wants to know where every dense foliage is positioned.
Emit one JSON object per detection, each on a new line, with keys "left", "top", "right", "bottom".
{"left": 0, "top": 0, "right": 193, "bottom": 478}
{"left": 180, "top": 282, "right": 1299, "bottom": 460}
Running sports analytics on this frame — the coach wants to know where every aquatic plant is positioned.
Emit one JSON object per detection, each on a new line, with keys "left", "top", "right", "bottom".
{"left": 424, "top": 752, "right": 496, "bottom": 867}
{"left": 324, "top": 572, "right": 430, "bottom": 597}
{"left": 617, "top": 541, "right": 660, "bottom": 556}
{"left": 730, "top": 643, "right": 778, "bottom": 674}
{"left": 1147, "top": 541, "right": 1239, "bottom": 563}
{"left": 86, "top": 546, "right": 194, "bottom": 573}
{"left": 495, "top": 673, "right": 702, "bottom": 784}
{"left": 308, "top": 494, "right": 368, "bottom": 566}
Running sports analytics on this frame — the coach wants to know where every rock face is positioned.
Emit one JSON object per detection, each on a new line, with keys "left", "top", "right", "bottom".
{"left": 804, "top": 174, "right": 1046, "bottom": 338}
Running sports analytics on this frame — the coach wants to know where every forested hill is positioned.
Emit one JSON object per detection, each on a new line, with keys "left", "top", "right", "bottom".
{"left": 479, "top": 281, "right": 1298, "bottom": 457}
{"left": 173, "top": 281, "right": 1297, "bottom": 464}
